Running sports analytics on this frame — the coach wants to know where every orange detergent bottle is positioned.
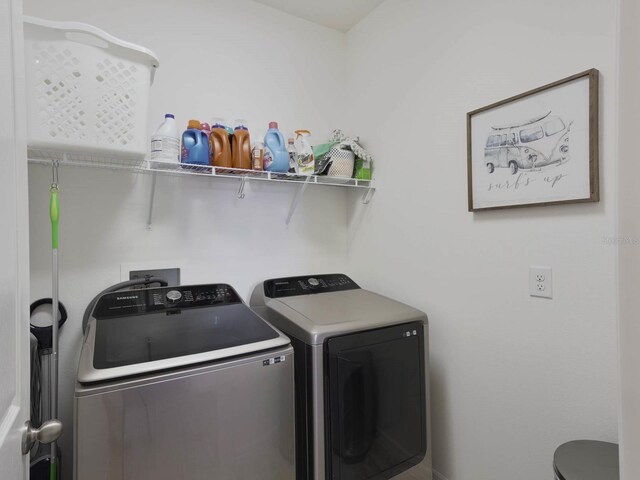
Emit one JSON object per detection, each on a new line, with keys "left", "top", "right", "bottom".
{"left": 209, "top": 118, "right": 232, "bottom": 168}
{"left": 232, "top": 119, "right": 252, "bottom": 170}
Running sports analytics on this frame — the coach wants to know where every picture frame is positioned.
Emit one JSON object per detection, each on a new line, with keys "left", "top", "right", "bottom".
{"left": 466, "top": 69, "right": 599, "bottom": 212}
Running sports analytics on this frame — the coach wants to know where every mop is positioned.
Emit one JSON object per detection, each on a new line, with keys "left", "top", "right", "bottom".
{"left": 49, "top": 160, "right": 60, "bottom": 480}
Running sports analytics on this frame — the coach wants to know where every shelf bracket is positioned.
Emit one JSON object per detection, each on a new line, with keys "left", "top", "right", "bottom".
{"left": 237, "top": 175, "right": 247, "bottom": 199}
{"left": 362, "top": 187, "right": 375, "bottom": 204}
{"left": 285, "top": 177, "right": 312, "bottom": 226}
{"left": 146, "top": 171, "right": 158, "bottom": 230}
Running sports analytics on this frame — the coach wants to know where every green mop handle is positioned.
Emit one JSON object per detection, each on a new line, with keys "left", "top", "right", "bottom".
{"left": 49, "top": 185, "right": 59, "bottom": 480}
{"left": 50, "top": 186, "right": 59, "bottom": 249}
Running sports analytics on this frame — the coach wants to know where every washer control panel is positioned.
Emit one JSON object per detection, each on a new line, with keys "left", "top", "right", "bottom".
{"left": 93, "top": 284, "right": 241, "bottom": 319}
{"left": 264, "top": 274, "right": 359, "bottom": 298}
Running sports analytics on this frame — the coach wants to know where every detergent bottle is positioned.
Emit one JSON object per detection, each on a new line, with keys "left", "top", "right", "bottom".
{"left": 181, "top": 120, "right": 209, "bottom": 166}
{"left": 200, "top": 122, "right": 211, "bottom": 139}
{"left": 150, "top": 113, "right": 180, "bottom": 166}
{"left": 210, "top": 118, "right": 232, "bottom": 168}
{"left": 232, "top": 119, "right": 252, "bottom": 170}
{"left": 263, "top": 122, "right": 289, "bottom": 173}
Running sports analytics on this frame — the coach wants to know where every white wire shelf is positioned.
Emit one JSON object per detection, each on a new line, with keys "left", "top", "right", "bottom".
{"left": 28, "top": 148, "right": 145, "bottom": 170}
{"left": 27, "top": 153, "right": 374, "bottom": 187}
{"left": 144, "top": 159, "right": 374, "bottom": 188}
{"left": 27, "top": 152, "right": 376, "bottom": 227}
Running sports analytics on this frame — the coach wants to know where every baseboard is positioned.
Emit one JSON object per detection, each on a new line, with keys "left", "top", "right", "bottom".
{"left": 433, "top": 469, "right": 449, "bottom": 480}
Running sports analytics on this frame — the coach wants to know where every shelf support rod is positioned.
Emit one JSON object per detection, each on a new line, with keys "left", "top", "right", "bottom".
{"left": 146, "top": 171, "right": 158, "bottom": 230}
{"left": 237, "top": 175, "right": 247, "bottom": 199}
{"left": 362, "top": 187, "right": 375, "bottom": 204}
{"left": 286, "top": 177, "right": 312, "bottom": 226}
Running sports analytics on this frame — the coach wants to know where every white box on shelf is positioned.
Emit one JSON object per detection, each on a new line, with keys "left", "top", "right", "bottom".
{"left": 23, "top": 16, "right": 159, "bottom": 167}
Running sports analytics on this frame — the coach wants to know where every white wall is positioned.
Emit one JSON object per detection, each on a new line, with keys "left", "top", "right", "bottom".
{"left": 345, "top": 1, "right": 619, "bottom": 479}
{"left": 24, "top": 1, "right": 349, "bottom": 477}
{"left": 617, "top": 0, "right": 640, "bottom": 477}
{"left": 25, "top": 0, "right": 624, "bottom": 479}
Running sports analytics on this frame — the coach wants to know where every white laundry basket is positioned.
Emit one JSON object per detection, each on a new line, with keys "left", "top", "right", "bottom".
{"left": 327, "top": 146, "right": 355, "bottom": 179}
{"left": 23, "top": 16, "right": 159, "bottom": 166}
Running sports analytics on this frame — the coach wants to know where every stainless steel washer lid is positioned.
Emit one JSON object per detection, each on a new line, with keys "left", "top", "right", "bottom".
{"left": 78, "top": 283, "right": 290, "bottom": 384}
{"left": 251, "top": 274, "right": 427, "bottom": 345}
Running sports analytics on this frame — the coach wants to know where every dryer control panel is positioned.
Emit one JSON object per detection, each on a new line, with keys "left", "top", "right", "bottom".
{"left": 93, "top": 284, "right": 242, "bottom": 319}
{"left": 263, "top": 274, "right": 359, "bottom": 298}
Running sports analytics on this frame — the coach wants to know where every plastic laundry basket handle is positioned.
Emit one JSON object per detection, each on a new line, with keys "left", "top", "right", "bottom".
{"left": 23, "top": 15, "right": 160, "bottom": 69}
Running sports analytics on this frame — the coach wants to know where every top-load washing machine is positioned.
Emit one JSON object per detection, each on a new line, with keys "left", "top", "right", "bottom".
{"left": 75, "top": 283, "right": 295, "bottom": 480}
{"left": 251, "top": 274, "right": 432, "bottom": 480}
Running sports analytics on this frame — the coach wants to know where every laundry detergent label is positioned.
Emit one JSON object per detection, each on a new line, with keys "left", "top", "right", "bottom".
{"left": 297, "top": 153, "right": 315, "bottom": 175}
{"left": 263, "top": 145, "right": 274, "bottom": 170}
{"left": 150, "top": 135, "right": 180, "bottom": 161}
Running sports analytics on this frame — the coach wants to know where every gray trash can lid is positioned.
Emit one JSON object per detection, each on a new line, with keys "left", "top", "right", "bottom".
{"left": 554, "top": 440, "right": 619, "bottom": 480}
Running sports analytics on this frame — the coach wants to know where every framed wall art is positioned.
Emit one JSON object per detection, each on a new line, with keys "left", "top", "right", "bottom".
{"left": 467, "top": 69, "right": 599, "bottom": 212}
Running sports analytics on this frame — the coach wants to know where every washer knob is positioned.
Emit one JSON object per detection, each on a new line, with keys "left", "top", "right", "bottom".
{"left": 166, "top": 290, "right": 182, "bottom": 304}
{"left": 308, "top": 278, "right": 320, "bottom": 287}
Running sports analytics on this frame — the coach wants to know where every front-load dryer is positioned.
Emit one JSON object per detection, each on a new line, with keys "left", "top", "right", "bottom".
{"left": 75, "top": 283, "right": 295, "bottom": 480}
{"left": 250, "top": 274, "right": 432, "bottom": 480}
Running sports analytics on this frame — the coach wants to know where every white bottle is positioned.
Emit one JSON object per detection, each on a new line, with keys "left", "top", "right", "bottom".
{"left": 150, "top": 114, "right": 180, "bottom": 166}
{"left": 294, "top": 129, "right": 315, "bottom": 175}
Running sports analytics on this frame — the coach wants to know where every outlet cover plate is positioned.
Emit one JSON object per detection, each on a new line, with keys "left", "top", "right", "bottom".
{"left": 530, "top": 266, "right": 552, "bottom": 299}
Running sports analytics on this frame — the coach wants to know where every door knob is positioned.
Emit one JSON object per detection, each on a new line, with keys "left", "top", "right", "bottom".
{"left": 22, "top": 419, "right": 63, "bottom": 455}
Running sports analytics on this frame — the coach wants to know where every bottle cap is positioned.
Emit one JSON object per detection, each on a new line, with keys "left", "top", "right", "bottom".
{"left": 211, "top": 117, "right": 226, "bottom": 129}
{"left": 269, "top": 121, "right": 278, "bottom": 129}
{"left": 188, "top": 119, "right": 201, "bottom": 129}
{"left": 234, "top": 119, "right": 248, "bottom": 130}
{"left": 200, "top": 122, "right": 211, "bottom": 132}
{"left": 165, "top": 114, "right": 175, "bottom": 119}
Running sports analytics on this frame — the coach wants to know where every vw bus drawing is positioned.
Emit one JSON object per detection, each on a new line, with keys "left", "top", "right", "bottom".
{"left": 484, "top": 112, "right": 571, "bottom": 175}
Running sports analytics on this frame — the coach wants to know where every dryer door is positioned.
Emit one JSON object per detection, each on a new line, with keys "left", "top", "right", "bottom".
{"left": 325, "top": 322, "right": 426, "bottom": 480}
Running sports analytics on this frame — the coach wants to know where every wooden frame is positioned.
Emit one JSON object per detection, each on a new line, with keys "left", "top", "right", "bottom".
{"left": 467, "top": 69, "right": 599, "bottom": 212}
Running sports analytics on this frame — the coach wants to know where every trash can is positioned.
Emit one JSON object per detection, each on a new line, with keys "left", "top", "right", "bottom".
{"left": 553, "top": 440, "right": 619, "bottom": 480}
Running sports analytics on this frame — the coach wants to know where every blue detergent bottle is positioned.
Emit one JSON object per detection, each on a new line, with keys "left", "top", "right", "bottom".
{"left": 264, "top": 121, "right": 289, "bottom": 172}
{"left": 181, "top": 119, "right": 210, "bottom": 166}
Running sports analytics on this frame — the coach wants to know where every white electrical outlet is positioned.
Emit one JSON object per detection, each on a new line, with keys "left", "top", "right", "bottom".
{"left": 530, "top": 266, "right": 552, "bottom": 299}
